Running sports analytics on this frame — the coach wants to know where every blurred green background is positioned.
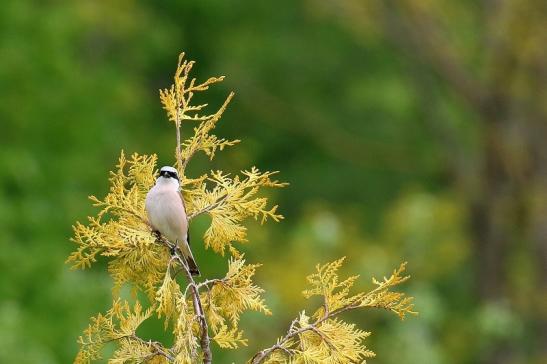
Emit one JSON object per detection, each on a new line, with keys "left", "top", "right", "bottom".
{"left": 1, "top": 1, "right": 545, "bottom": 363}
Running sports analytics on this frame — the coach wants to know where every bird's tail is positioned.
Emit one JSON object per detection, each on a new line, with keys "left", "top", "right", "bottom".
{"left": 176, "top": 240, "right": 200, "bottom": 276}
{"left": 186, "top": 255, "right": 200, "bottom": 276}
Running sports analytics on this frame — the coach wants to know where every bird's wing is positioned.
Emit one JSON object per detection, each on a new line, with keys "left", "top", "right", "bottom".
{"left": 178, "top": 190, "right": 190, "bottom": 245}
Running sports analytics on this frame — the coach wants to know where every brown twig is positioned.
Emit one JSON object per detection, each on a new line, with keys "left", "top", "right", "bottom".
{"left": 104, "top": 333, "right": 175, "bottom": 362}
{"left": 157, "top": 235, "right": 212, "bottom": 364}
{"left": 176, "top": 251, "right": 212, "bottom": 364}
{"left": 130, "top": 335, "right": 175, "bottom": 362}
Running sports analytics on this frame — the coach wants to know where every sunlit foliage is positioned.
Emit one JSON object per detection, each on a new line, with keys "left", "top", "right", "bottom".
{"left": 202, "top": 257, "right": 271, "bottom": 348}
{"left": 75, "top": 300, "right": 166, "bottom": 363}
{"left": 251, "top": 258, "right": 416, "bottom": 363}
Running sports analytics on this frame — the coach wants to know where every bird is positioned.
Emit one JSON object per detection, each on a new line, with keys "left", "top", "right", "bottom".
{"left": 145, "top": 166, "right": 200, "bottom": 276}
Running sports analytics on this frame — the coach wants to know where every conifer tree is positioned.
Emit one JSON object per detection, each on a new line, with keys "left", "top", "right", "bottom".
{"left": 67, "top": 53, "right": 417, "bottom": 364}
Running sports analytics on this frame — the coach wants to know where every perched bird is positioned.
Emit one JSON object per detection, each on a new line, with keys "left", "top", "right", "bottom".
{"left": 145, "top": 166, "right": 200, "bottom": 276}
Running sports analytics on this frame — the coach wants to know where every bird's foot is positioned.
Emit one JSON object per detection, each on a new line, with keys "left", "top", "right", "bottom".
{"left": 152, "top": 230, "right": 162, "bottom": 241}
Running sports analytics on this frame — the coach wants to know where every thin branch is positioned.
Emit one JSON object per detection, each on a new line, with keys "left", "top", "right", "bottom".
{"left": 130, "top": 335, "right": 175, "bottom": 362}
{"left": 103, "top": 333, "right": 175, "bottom": 362}
{"left": 250, "top": 303, "right": 363, "bottom": 364}
{"left": 309, "top": 326, "right": 337, "bottom": 352}
{"left": 92, "top": 202, "right": 147, "bottom": 225}
{"left": 175, "top": 55, "right": 184, "bottom": 172}
{"left": 170, "top": 53, "right": 213, "bottom": 364}
{"left": 156, "top": 234, "right": 213, "bottom": 364}
{"left": 180, "top": 91, "right": 235, "bottom": 172}
{"left": 188, "top": 194, "right": 229, "bottom": 220}
{"left": 197, "top": 278, "right": 226, "bottom": 290}
{"left": 180, "top": 257, "right": 213, "bottom": 364}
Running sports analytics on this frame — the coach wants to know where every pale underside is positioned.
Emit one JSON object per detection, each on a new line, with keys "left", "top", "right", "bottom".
{"left": 145, "top": 182, "right": 191, "bottom": 258}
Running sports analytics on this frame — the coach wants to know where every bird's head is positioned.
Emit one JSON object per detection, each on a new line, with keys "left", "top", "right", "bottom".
{"left": 157, "top": 166, "right": 180, "bottom": 188}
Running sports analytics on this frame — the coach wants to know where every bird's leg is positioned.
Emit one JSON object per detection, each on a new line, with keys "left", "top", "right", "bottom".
{"left": 152, "top": 230, "right": 162, "bottom": 241}
{"left": 152, "top": 230, "right": 177, "bottom": 258}
{"left": 170, "top": 242, "right": 177, "bottom": 256}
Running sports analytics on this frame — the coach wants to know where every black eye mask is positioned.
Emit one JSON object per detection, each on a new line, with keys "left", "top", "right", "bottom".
{"left": 161, "top": 171, "right": 179, "bottom": 181}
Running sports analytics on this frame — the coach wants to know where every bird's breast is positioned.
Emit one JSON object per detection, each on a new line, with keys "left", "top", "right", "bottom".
{"left": 145, "top": 187, "right": 188, "bottom": 243}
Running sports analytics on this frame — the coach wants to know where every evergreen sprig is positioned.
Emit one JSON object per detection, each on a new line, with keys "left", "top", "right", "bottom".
{"left": 250, "top": 258, "right": 417, "bottom": 363}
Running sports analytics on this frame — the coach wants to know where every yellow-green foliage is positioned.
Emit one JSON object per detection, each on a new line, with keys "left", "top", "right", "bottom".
{"left": 202, "top": 257, "right": 271, "bottom": 348}
{"left": 67, "top": 152, "right": 168, "bottom": 300}
{"left": 251, "top": 258, "right": 416, "bottom": 364}
{"left": 75, "top": 300, "right": 161, "bottom": 363}
{"left": 67, "top": 53, "right": 416, "bottom": 364}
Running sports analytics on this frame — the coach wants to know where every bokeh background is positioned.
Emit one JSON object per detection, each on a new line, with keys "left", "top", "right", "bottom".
{"left": 1, "top": 1, "right": 546, "bottom": 363}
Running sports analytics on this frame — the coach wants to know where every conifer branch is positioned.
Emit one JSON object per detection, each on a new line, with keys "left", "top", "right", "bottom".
{"left": 188, "top": 194, "right": 229, "bottom": 221}
{"left": 129, "top": 335, "right": 175, "bottom": 362}
{"left": 250, "top": 312, "right": 340, "bottom": 364}
{"left": 168, "top": 53, "right": 214, "bottom": 364}
{"left": 250, "top": 259, "right": 416, "bottom": 363}
{"left": 174, "top": 54, "right": 184, "bottom": 172}
{"left": 156, "top": 233, "right": 213, "bottom": 364}
{"left": 179, "top": 260, "right": 213, "bottom": 364}
{"left": 197, "top": 278, "right": 226, "bottom": 290}
{"left": 180, "top": 92, "right": 235, "bottom": 173}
